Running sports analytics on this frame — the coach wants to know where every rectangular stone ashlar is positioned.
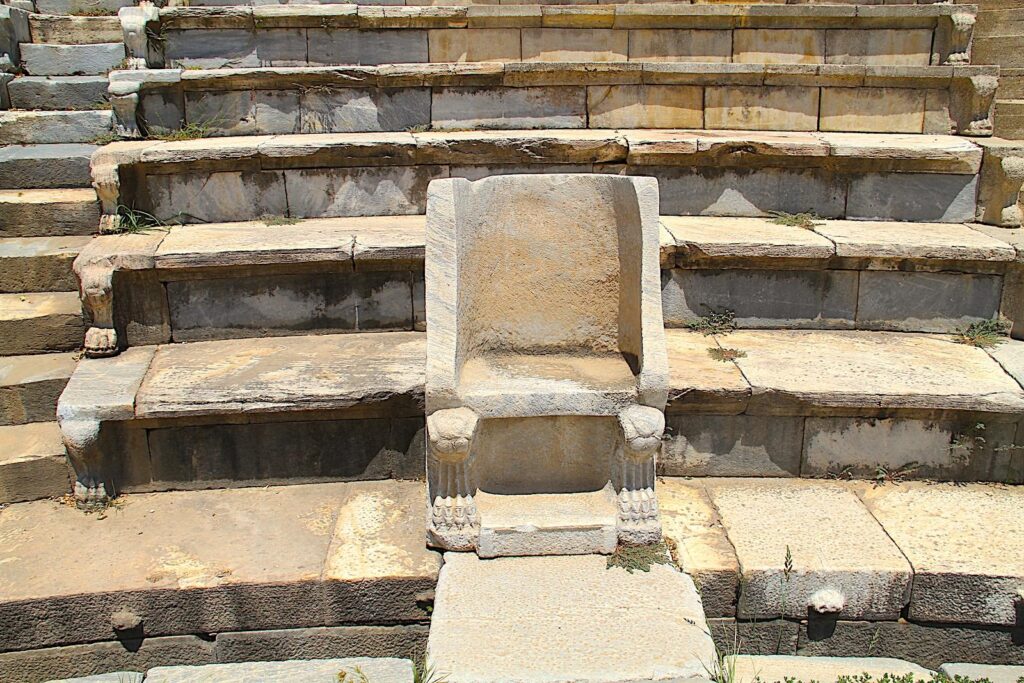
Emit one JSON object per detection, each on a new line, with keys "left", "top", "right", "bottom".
{"left": 708, "top": 479, "right": 913, "bottom": 621}
{"left": 424, "top": 174, "right": 669, "bottom": 554}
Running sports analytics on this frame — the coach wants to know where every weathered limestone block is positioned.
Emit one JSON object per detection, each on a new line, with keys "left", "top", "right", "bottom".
{"left": 940, "top": 664, "right": 1024, "bottom": 683}
{"left": 975, "top": 138, "right": 1024, "bottom": 227}
{"left": 147, "top": 170, "right": 288, "bottom": 224}
{"left": 0, "top": 421, "right": 72, "bottom": 504}
{"left": 300, "top": 87, "right": 428, "bottom": 133}
{"left": 708, "top": 480, "right": 912, "bottom": 621}
{"left": 307, "top": 29, "right": 427, "bottom": 66}
{"left": 705, "top": 86, "right": 819, "bottom": 131}
{"left": 284, "top": 166, "right": 445, "bottom": 218}
{"left": 0, "top": 110, "right": 112, "bottom": 145}
{"left": 847, "top": 173, "right": 978, "bottom": 223}
{"left": 708, "top": 619, "right": 799, "bottom": 657}
{"left": 951, "top": 66, "right": 998, "bottom": 136}
{"left": 427, "top": 28, "right": 520, "bottom": 62}
{"left": 521, "top": 28, "right": 628, "bottom": 62}
{"left": 825, "top": 29, "right": 932, "bottom": 67}
{"left": 627, "top": 29, "right": 731, "bottom": 63}
{"left": 662, "top": 414, "right": 803, "bottom": 478}
{"left": 21, "top": 43, "right": 125, "bottom": 77}
{"left": 820, "top": 87, "right": 926, "bottom": 133}
{"left": 855, "top": 271, "right": 1002, "bottom": 333}
{"left": 432, "top": 86, "right": 585, "bottom": 130}
{"left": 934, "top": 11, "right": 975, "bottom": 66}
{"left": 0, "top": 5, "right": 30, "bottom": 65}
{"left": 213, "top": 626, "right": 428, "bottom": 664}
{"left": 425, "top": 174, "right": 667, "bottom": 553}
{"left": 587, "top": 85, "right": 702, "bottom": 129}
{"left": 663, "top": 329, "right": 750, "bottom": 415}
{"left": 0, "top": 144, "right": 95, "bottom": 190}
{"left": 726, "top": 655, "right": 933, "bottom": 683}
{"left": 733, "top": 29, "right": 825, "bottom": 65}
{"left": 0, "top": 352, "right": 75, "bottom": 426}
{"left": 8, "top": 76, "right": 109, "bottom": 111}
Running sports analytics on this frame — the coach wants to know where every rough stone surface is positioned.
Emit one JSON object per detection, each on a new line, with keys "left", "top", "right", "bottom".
{"left": 7, "top": 76, "right": 110, "bottom": 111}
{"left": 145, "top": 658, "right": 414, "bottom": 683}
{"left": 214, "top": 626, "right": 428, "bottom": 664}
{"left": 432, "top": 86, "right": 585, "bottom": 130}
{"left": 0, "top": 144, "right": 95, "bottom": 190}
{"left": 663, "top": 216, "right": 835, "bottom": 261}
{"left": 0, "top": 351, "right": 75, "bottom": 426}
{"left": 707, "top": 479, "right": 912, "bottom": 621}
{"left": 0, "top": 188, "right": 99, "bottom": 238}
{"left": 708, "top": 618, "right": 799, "bottom": 657}
{"left": 815, "top": 220, "right": 1016, "bottom": 262}
{"left": 0, "top": 421, "right": 71, "bottom": 504}
{"left": 940, "top": 664, "right": 1024, "bottom": 683}
{"left": 727, "top": 655, "right": 934, "bottom": 683}
{"left": 857, "top": 482, "right": 1024, "bottom": 626}
{"left": 663, "top": 414, "right": 803, "bottom": 477}
{"left": 657, "top": 479, "right": 738, "bottom": 618}
{"left": 0, "top": 480, "right": 437, "bottom": 652}
{"left": 0, "top": 110, "right": 111, "bottom": 145}
{"left": 20, "top": 43, "right": 125, "bottom": 77}
{"left": 428, "top": 554, "right": 715, "bottom": 682}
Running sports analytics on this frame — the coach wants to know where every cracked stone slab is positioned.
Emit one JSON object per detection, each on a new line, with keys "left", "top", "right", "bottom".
{"left": 813, "top": 220, "right": 1016, "bottom": 262}
{"left": 427, "top": 553, "right": 716, "bottom": 683}
{"left": 727, "top": 655, "right": 933, "bottom": 683}
{"left": 723, "top": 330, "right": 1024, "bottom": 416}
{"left": 857, "top": 481, "right": 1024, "bottom": 625}
{"left": 662, "top": 215, "right": 835, "bottom": 261}
{"left": 665, "top": 329, "right": 750, "bottom": 413}
{"left": 707, "top": 479, "right": 912, "bottom": 620}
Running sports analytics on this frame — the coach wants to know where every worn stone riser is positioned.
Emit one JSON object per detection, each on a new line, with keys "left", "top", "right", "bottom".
{"left": 151, "top": 20, "right": 966, "bottom": 70}
{"left": 134, "top": 80, "right": 987, "bottom": 137}
{"left": 0, "top": 627, "right": 428, "bottom": 683}
{"left": 101, "top": 264, "right": 1012, "bottom": 351}
{"left": 131, "top": 165, "right": 981, "bottom": 226}
{"left": 707, "top": 618, "right": 1024, "bottom": 668}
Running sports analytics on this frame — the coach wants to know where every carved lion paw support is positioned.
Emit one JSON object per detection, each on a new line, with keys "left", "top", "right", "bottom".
{"left": 427, "top": 407, "right": 480, "bottom": 550}
{"left": 616, "top": 404, "right": 664, "bottom": 546}
{"left": 60, "top": 418, "right": 112, "bottom": 510}
{"left": 79, "top": 263, "right": 119, "bottom": 358}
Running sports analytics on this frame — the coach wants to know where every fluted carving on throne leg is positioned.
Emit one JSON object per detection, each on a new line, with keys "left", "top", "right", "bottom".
{"left": 427, "top": 407, "right": 481, "bottom": 551}
{"left": 615, "top": 405, "right": 664, "bottom": 546}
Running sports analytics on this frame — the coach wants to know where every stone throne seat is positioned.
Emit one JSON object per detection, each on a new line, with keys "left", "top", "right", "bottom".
{"left": 425, "top": 174, "right": 669, "bottom": 557}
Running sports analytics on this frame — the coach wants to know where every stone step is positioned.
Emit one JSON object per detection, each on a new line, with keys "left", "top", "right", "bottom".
{"left": 0, "top": 188, "right": 99, "bottom": 237}
{"left": 54, "top": 329, "right": 1024, "bottom": 500}
{"left": 940, "top": 664, "right": 1024, "bottom": 683}
{"left": 0, "top": 351, "right": 77, "bottom": 426}
{"left": 70, "top": 216, "right": 1024, "bottom": 356}
{"left": 0, "top": 110, "right": 112, "bottom": 145}
{"left": 0, "top": 235, "right": 92, "bottom": 293}
{"left": 28, "top": 14, "right": 122, "bottom": 44}
{"left": 726, "top": 655, "right": 934, "bottom": 683}
{"left": 95, "top": 131, "right": 997, "bottom": 232}
{"left": 33, "top": 0, "right": 132, "bottom": 15}
{"left": 147, "top": 4, "right": 972, "bottom": 70}
{"left": 0, "top": 291, "right": 83, "bottom": 355}
{"left": 144, "top": 659, "right": 414, "bottom": 683}
{"left": 0, "top": 144, "right": 96, "bottom": 189}
{"left": 474, "top": 488, "right": 619, "bottom": 558}
{"left": 0, "top": 421, "right": 71, "bottom": 504}
{"left": 0, "top": 479, "right": 437, "bottom": 682}
{"left": 113, "top": 63, "right": 997, "bottom": 139}
{"left": 7, "top": 75, "right": 110, "bottom": 111}
{"left": 995, "top": 99, "right": 1024, "bottom": 140}
{"left": 20, "top": 42, "right": 125, "bottom": 77}
{"left": 428, "top": 553, "right": 714, "bottom": 683}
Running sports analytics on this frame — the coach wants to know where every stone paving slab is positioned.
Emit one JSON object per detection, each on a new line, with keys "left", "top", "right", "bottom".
{"left": 722, "top": 330, "right": 1024, "bottom": 415}
{"left": 663, "top": 215, "right": 835, "bottom": 261}
{"left": 0, "top": 480, "right": 439, "bottom": 651}
{"left": 856, "top": 481, "right": 1024, "bottom": 626}
{"left": 47, "top": 674, "right": 143, "bottom": 683}
{"left": 814, "top": 221, "right": 1017, "bottom": 262}
{"left": 145, "top": 657, "right": 413, "bottom": 683}
{"left": 706, "top": 479, "right": 911, "bottom": 620}
{"left": 427, "top": 553, "right": 716, "bottom": 683}
{"left": 940, "top": 663, "right": 1024, "bottom": 683}
{"left": 665, "top": 329, "right": 750, "bottom": 413}
{"left": 726, "top": 655, "right": 933, "bottom": 683}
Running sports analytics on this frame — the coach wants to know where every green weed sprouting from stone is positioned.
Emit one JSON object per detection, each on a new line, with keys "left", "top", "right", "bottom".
{"left": 70, "top": 6, "right": 117, "bottom": 15}
{"left": 259, "top": 214, "right": 300, "bottom": 227}
{"left": 152, "top": 121, "right": 213, "bottom": 142}
{"left": 708, "top": 347, "right": 746, "bottom": 363}
{"left": 953, "top": 318, "right": 1011, "bottom": 348}
{"left": 91, "top": 131, "right": 125, "bottom": 145}
{"left": 413, "top": 657, "right": 449, "bottom": 683}
{"left": 776, "top": 545, "right": 793, "bottom": 654}
{"left": 873, "top": 462, "right": 920, "bottom": 487}
{"left": 337, "top": 666, "right": 370, "bottom": 683}
{"left": 768, "top": 210, "right": 823, "bottom": 230}
{"left": 686, "top": 309, "right": 737, "bottom": 336}
{"left": 606, "top": 541, "right": 672, "bottom": 573}
{"left": 950, "top": 422, "right": 987, "bottom": 466}
{"left": 701, "top": 625, "right": 740, "bottom": 683}
{"left": 107, "top": 205, "right": 165, "bottom": 235}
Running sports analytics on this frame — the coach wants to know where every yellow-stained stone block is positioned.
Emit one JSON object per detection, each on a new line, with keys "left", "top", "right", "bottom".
{"left": 627, "top": 29, "right": 732, "bottom": 63}
{"left": 826, "top": 29, "right": 933, "bottom": 66}
{"left": 705, "top": 86, "right": 819, "bottom": 132}
{"left": 587, "top": 85, "right": 703, "bottom": 129}
{"left": 522, "top": 28, "right": 628, "bottom": 62}
{"left": 820, "top": 87, "right": 926, "bottom": 133}
{"left": 733, "top": 29, "right": 825, "bottom": 65}
{"left": 428, "top": 28, "right": 521, "bottom": 63}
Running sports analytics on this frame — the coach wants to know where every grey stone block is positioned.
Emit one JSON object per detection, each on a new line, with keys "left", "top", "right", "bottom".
{"left": 647, "top": 167, "right": 847, "bottom": 218}
{"left": 284, "top": 166, "right": 447, "bottom": 218}
{"left": 796, "top": 620, "right": 1024, "bottom": 668}
{"left": 146, "top": 170, "right": 288, "bottom": 224}
{"left": 213, "top": 625, "right": 428, "bottom": 664}
{"left": 255, "top": 89, "right": 299, "bottom": 134}
{"left": 708, "top": 618, "right": 800, "bottom": 657}
{"left": 661, "top": 268, "right": 858, "bottom": 329}
{"left": 0, "top": 6, "right": 30, "bottom": 65}
{"left": 847, "top": 173, "right": 979, "bottom": 223}
{"left": 855, "top": 271, "right": 1002, "bottom": 333}
{"left": 146, "top": 658, "right": 414, "bottom": 683}
{"left": 146, "top": 416, "right": 424, "bottom": 486}
{"left": 662, "top": 414, "right": 803, "bottom": 477}
{"left": 47, "top": 673, "right": 143, "bottom": 683}
{"left": 0, "top": 189, "right": 99, "bottom": 237}
{"left": 0, "top": 144, "right": 95, "bottom": 189}
{"left": 140, "top": 89, "right": 186, "bottom": 137}
{"left": 184, "top": 89, "right": 257, "bottom": 136}
{"left": 307, "top": 29, "right": 427, "bottom": 66}
{"left": 166, "top": 270, "right": 416, "bottom": 340}
{"left": 432, "top": 87, "right": 586, "bottom": 130}
{"left": 300, "top": 87, "right": 429, "bottom": 134}
{"left": 803, "top": 417, "right": 1018, "bottom": 482}
{"left": 0, "top": 73, "right": 11, "bottom": 110}
{"left": 8, "top": 76, "right": 109, "bottom": 111}
{"left": 33, "top": 0, "right": 132, "bottom": 14}
{"left": 0, "top": 636, "right": 214, "bottom": 683}
{"left": 21, "top": 43, "right": 124, "bottom": 77}
{"left": 165, "top": 29, "right": 306, "bottom": 68}
{"left": 0, "top": 110, "right": 111, "bottom": 145}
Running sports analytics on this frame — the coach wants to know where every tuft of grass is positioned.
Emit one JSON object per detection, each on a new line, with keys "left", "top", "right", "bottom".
{"left": 259, "top": 214, "right": 300, "bottom": 226}
{"left": 953, "top": 318, "right": 1011, "bottom": 348}
{"left": 874, "top": 462, "right": 920, "bottom": 487}
{"left": 406, "top": 123, "right": 432, "bottom": 134}
{"left": 686, "top": 309, "right": 737, "bottom": 336}
{"left": 106, "top": 205, "right": 165, "bottom": 235}
{"left": 337, "top": 667, "right": 369, "bottom": 683}
{"left": 607, "top": 540, "right": 672, "bottom": 573}
{"left": 70, "top": 6, "right": 117, "bottom": 15}
{"left": 151, "top": 121, "right": 212, "bottom": 142}
{"left": 768, "top": 210, "right": 823, "bottom": 230}
{"left": 708, "top": 346, "right": 746, "bottom": 362}
{"left": 413, "top": 657, "right": 448, "bottom": 683}
{"left": 91, "top": 131, "right": 125, "bottom": 145}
